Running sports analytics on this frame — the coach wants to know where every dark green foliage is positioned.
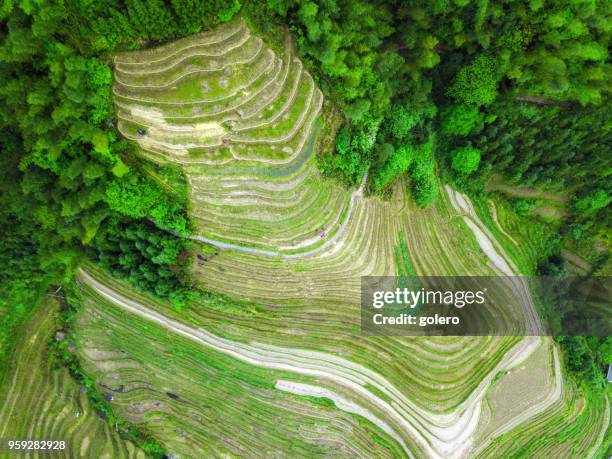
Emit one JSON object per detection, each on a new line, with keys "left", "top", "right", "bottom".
{"left": 106, "top": 175, "right": 188, "bottom": 233}
{"left": 0, "top": 6, "right": 121, "bottom": 244}
{"left": 410, "top": 154, "right": 438, "bottom": 206}
{"left": 79, "top": 0, "right": 241, "bottom": 49}
{"left": 251, "top": 0, "right": 610, "bottom": 208}
{"left": 447, "top": 55, "right": 500, "bottom": 106}
{"left": 372, "top": 138, "right": 437, "bottom": 206}
{"left": 510, "top": 198, "right": 540, "bottom": 217}
{"left": 537, "top": 252, "right": 567, "bottom": 277}
{"left": 387, "top": 104, "right": 434, "bottom": 141}
{"left": 574, "top": 190, "right": 610, "bottom": 215}
{"left": 364, "top": 98, "right": 437, "bottom": 200}
{"left": 556, "top": 335, "right": 607, "bottom": 391}
{"left": 373, "top": 144, "right": 414, "bottom": 192}
{"left": 536, "top": 255, "right": 609, "bottom": 393}
{"left": 459, "top": 99, "right": 611, "bottom": 245}
{"left": 89, "top": 219, "right": 189, "bottom": 304}
{"left": 126, "top": 0, "right": 177, "bottom": 40}
{"left": 468, "top": 101, "right": 610, "bottom": 192}
{"left": 319, "top": 122, "right": 376, "bottom": 185}
{"left": 170, "top": 0, "right": 240, "bottom": 33}
{"left": 0, "top": 0, "right": 223, "bottom": 311}
{"left": 451, "top": 146, "right": 481, "bottom": 174}
{"left": 440, "top": 104, "right": 484, "bottom": 137}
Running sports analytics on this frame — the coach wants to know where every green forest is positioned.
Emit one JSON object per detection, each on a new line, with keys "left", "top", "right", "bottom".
{"left": 0, "top": 0, "right": 610, "bottom": 415}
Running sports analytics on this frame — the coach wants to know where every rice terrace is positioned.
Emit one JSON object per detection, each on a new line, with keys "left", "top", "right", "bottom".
{"left": 0, "top": 2, "right": 610, "bottom": 459}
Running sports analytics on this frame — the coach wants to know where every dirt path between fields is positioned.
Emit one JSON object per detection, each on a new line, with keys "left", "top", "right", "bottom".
{"left": 487, "top": 180, "right": 567, "bottom": 202}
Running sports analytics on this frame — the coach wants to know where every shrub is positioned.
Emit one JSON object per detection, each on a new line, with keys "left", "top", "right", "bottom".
{"left": 574, "top": 189, "right": 610, "bottom": 215}
{"left": 440, "top": 104, "right": 484, "bottom": 136}
{"left": 447, "top": 55, "right": 500, "bottom": 106}
{"left": 451, "top": 146, "right": 481, "bottom": 174}
{"left": 410, "top": 157, "right": 438, "bottom": 206}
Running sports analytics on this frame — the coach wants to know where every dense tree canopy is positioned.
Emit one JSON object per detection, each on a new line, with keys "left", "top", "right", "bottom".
{"left": 247, "top": 0, "right": 609, "bottom": 216}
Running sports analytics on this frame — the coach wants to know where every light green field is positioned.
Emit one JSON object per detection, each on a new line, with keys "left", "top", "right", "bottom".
{"left": 71, "top": 272, "right": 405, "bottom": 458}
{"left": 477, "top": 383, "right": 609, "bottom": 458}
{"left": 0, "top": 298, "right": 143, "bottom": 459}
{"left": 60, "top": 18, "right": 612, "bottom": 458}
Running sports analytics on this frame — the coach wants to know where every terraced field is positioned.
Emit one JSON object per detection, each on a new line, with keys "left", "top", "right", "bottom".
{"left": 115, "top": 18, "right": 337, "bottom": 256}
{"left": 74, "top": 263, "right": 609, "bottom": 458}
{"left": 72, "top": 271, "right": 404, "bottom": 458}
{"left": 87, "top": 18, "right": 612, "bottom": 458}
{"left": 477, "top": 384, "right": 609, "bottom": 458}
{"left": 0, "top": 298, "right": 143, "bottom": 458}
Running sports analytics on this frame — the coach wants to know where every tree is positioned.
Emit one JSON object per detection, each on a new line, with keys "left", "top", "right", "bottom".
{"left": 387, "top": 103, "right": 435, "bottom": 140}
{"left": 374, "top": 144, "right": 414, "bottom": 191}
{"left": 451, "top": 146, "right": 481, "bottom": 174}
{"left": 170, "top": 0, "right": 241, "bottom": 34}
{"left": 90, "top": 218, "right": 188, "bottom": 300}
{"left": 440, "top": 104, "right": 484, "bottom": 136}
{"left": 447, "top": 55, "right": 500, "bottom": 106}
{"left": 411, "top": 158, "right": 438, "bottom": 207}
{"left": 106, "top": 176, "right": 188, "bottom": 233}
{"left": 574, "top": 189, "right": 610, "bottom": 215}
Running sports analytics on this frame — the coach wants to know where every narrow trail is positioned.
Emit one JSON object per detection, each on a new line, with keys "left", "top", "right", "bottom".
{"left": 188, "top": 234, "right": 280, "bottom": 256}
{"left": 487, "top": 180, "right": 567, "bottom": 202}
